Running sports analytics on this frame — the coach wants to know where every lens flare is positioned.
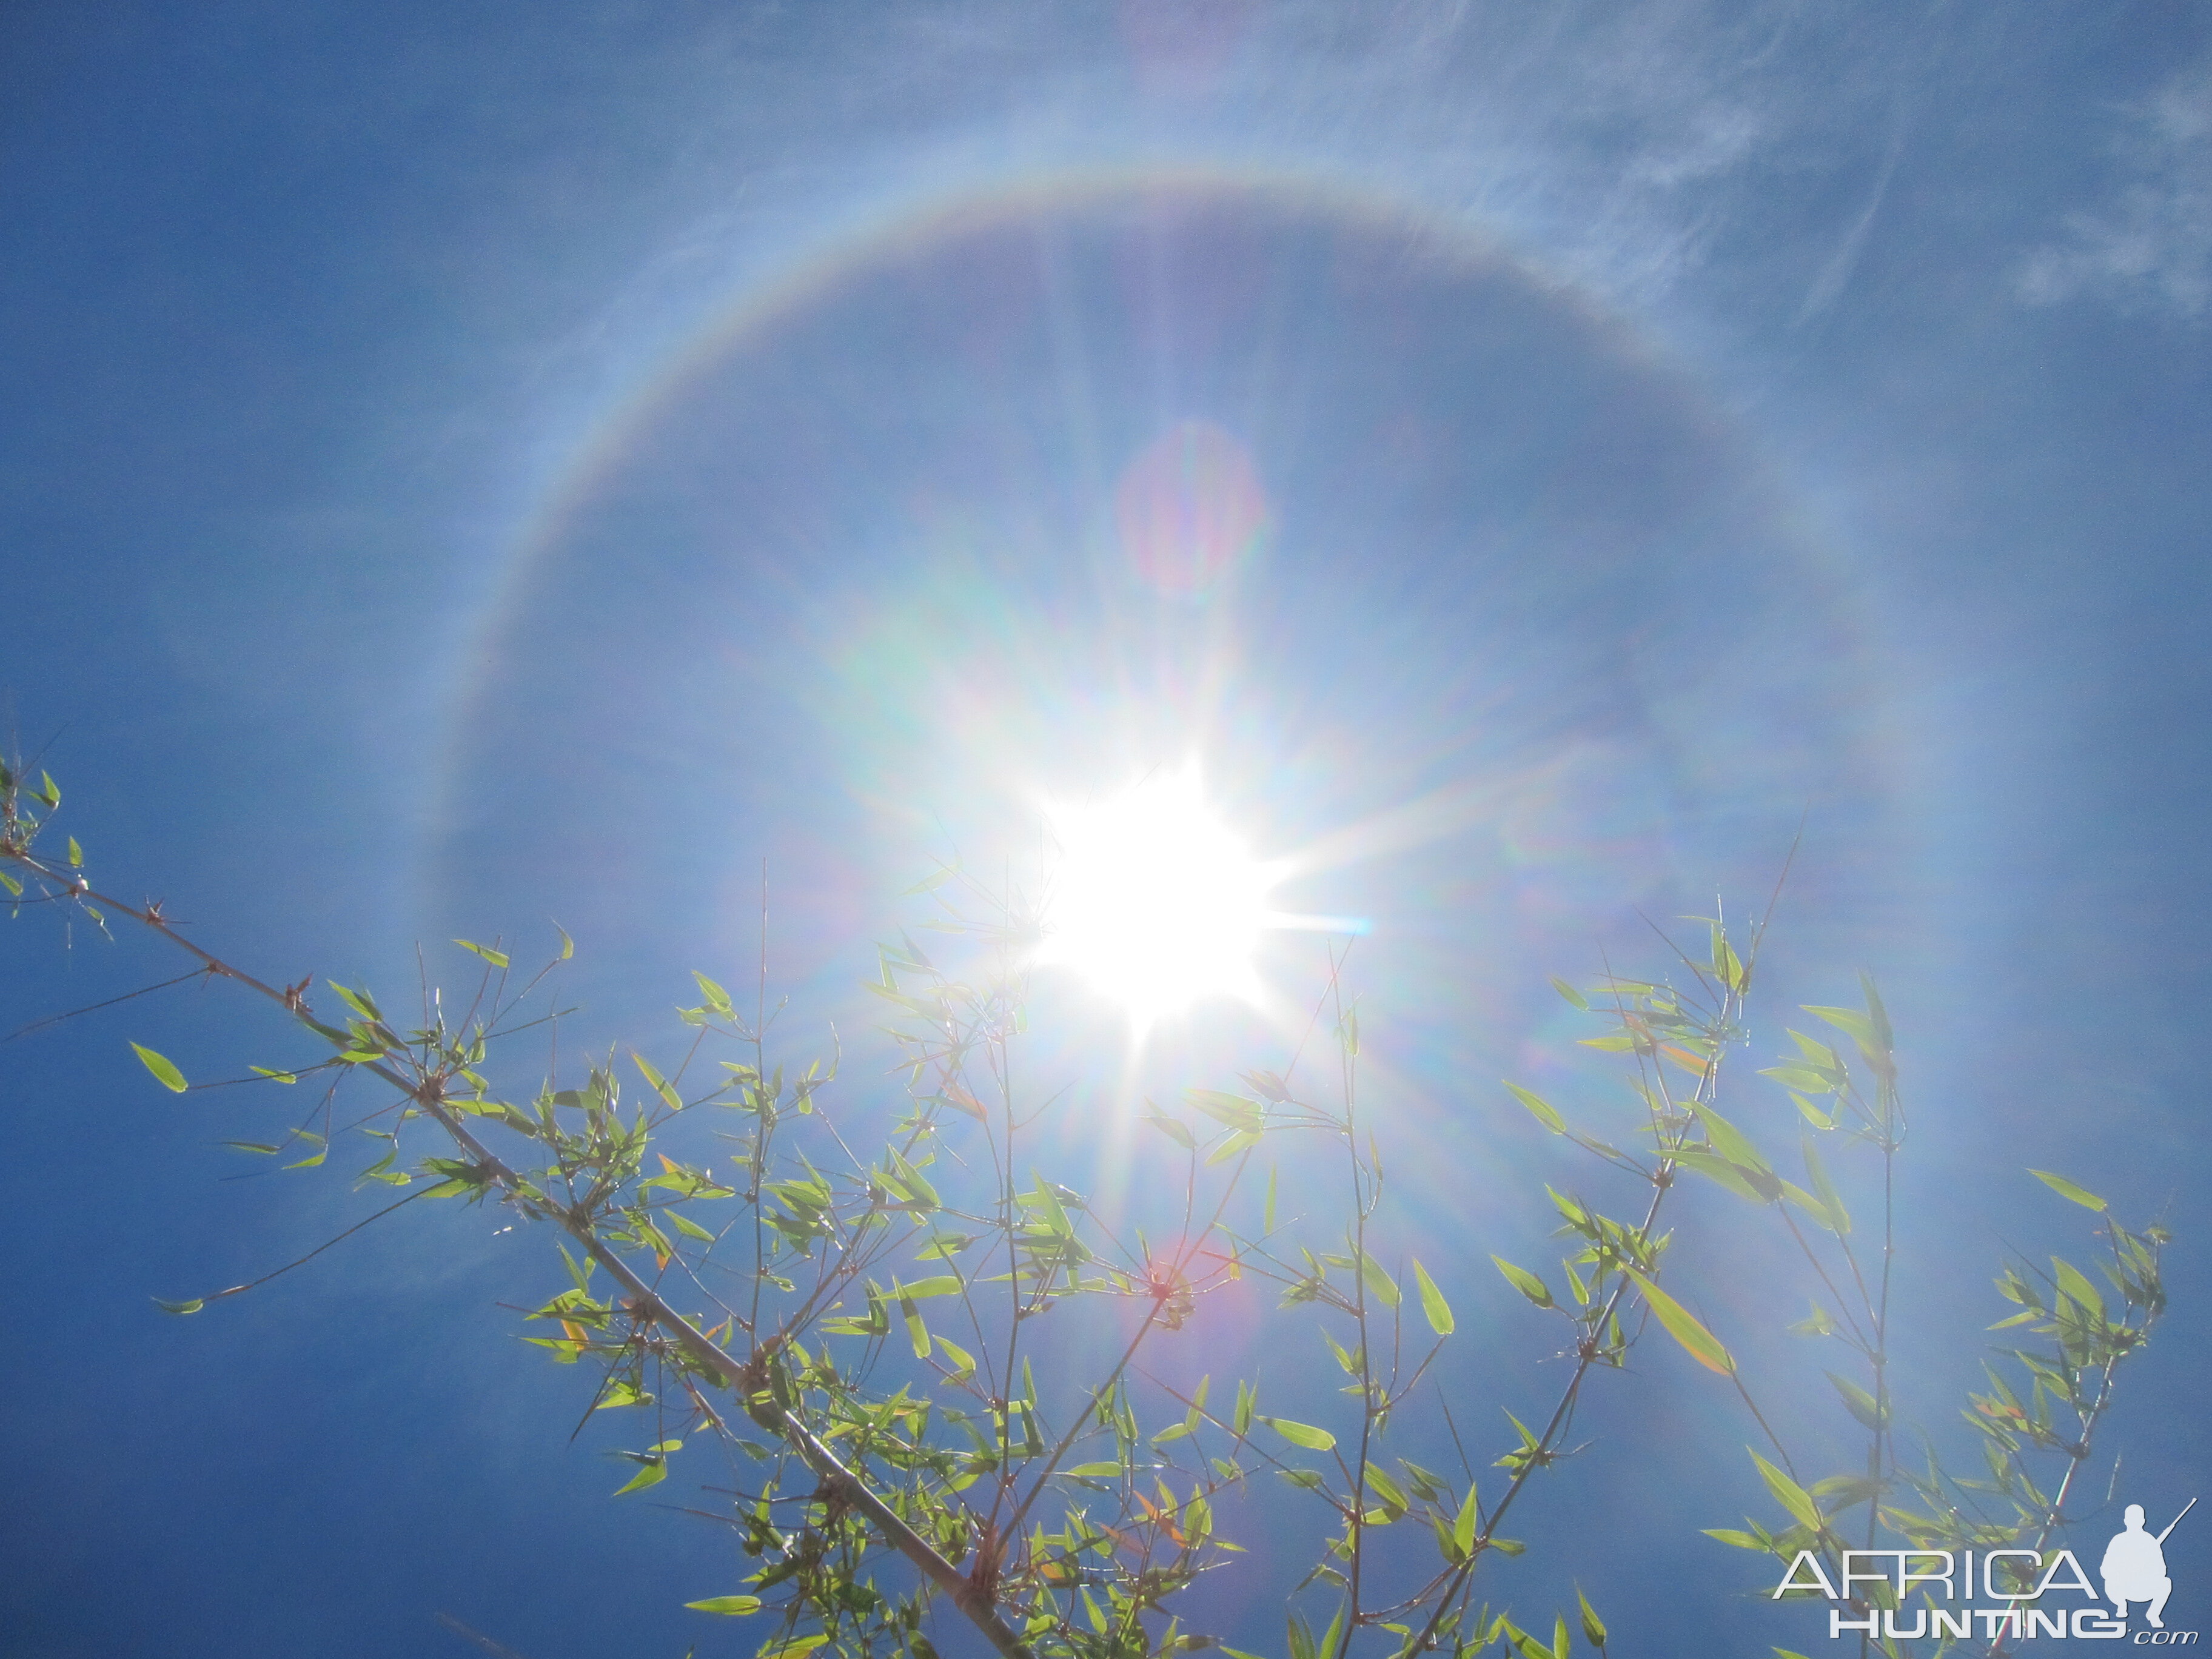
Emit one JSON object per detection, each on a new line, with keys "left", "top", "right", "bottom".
{"left": 1039, "top": 772, "right": 1273, "bottom": 1016}
{"left": 1114, "top": 420, "right": 1270, "bottom": 594}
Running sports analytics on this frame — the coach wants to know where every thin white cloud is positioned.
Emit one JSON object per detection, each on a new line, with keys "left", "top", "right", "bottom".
{"left": 1797, "top": 107, "right": 1908, "bottom": 323}
{"left": 2019, "top": 59, "right": 2212, "bottom": 319}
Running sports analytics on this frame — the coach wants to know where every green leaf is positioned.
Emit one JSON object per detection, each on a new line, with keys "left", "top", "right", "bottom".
{"left": 1318, "top": 1603, "right": 1346, "bottom": 1659}
{"left": 1577, "top": 1587, "right": 1607, "bottom": 1649}
{"left": 1412, "top": 1259, "right": 1455, "bottom": 1336}
{"left": 250, "top": 1066, "right": 299, "bottom": 1084}
{"left": 1550, "top": 976, "right": 1588, "bottom": 1010}
{"left": 1362, "top": 1464, "right": 1408, "bottom": 1517}
{"left": 1712, "top": 930, "right": 1746, "bottom": 994}
{"left": 1358, "top": 1251, "right": 1400, "bottom": 1309}
{"left": 761, "top": 1635, "right": 831, "bottom": 1659}
{"left": 1686, "top": 1100, "right": 1769, "bottom": 1178}
{"left": 1803, "top": 1005, "right": 1875, "bottom": 1046}
{"left": 1750, "top": 1449, "right": 1822, "bottom": 1532}
{"left": 555, "top": 925, "right": 574, "bottom": 960}
{"left": 1265, "top": 1417, "right": 1337, "bottom": 1451}
{"left": 2051, "top": 1256, "right": 2106, "bottom": 1319}
{"left": 132, "top": 1043, "right": 187, "bottom": 1093}
{"left": 1760, "top": 1064, "right": 1835, "bottom": 1093}
{"left": 219, "top": 1141, "right": 281, "bottom": 1154}
{"left": 66, "top": 836, "right": 83, "bottom": 868}
{"left": 1144, "top": 1113, "right": 1196, "bottom": 1150}
{"left": 1625, "top": 1269, "right": 1734, "bottom": 1375}
{"left": 632, "top": 1051, "right": 682, "bottom": 1111}
{"left": 612, "top": 1458, "right": 668, "bottom": 1496}
{"left": 933, "top": 1335, "right": 976, "bottom": 1381}
{"left": 896, "top": 1282, "right": 931, "bottom": 1358}
{"left": 1505, "top": 1081, "right": 1566, "bottom": 1134}
{"left": 683, "top": 1596, "right": 763, "bottom": 1615}
{"left": 153, "top": 1296, "right": 204, "bottom": 1315}
{"left": 668, "top": 1210, "right": 718, "bottom": 1244}
{"left": 899, "top": 1275, "right": 965, "bottom": 1299}
{"left": 1859, "top": 972, "right": 1892, "bottom": 1051}
{"left": 1207, "top": 1128, "right": 1264, "bottom": 1166}
{"left": 1671, "top": 1150, "right": 1772, "bottom": 1204}
{"left": 2029, "top": 1169, "right": 2108, "bottom": 1212}
{"left": 1028, "top": 1173, "right": 1074, "bottom": 1238}
{"left": 1801, "top": 1139, "right": 1851, "bottom": 1235}
{"left": 1492, "top": 1256, "right": 1555, "bottom": 1310}
{"left": 1452, "top": 1482, "right": 1480, "bottom": 1557}
{"left": 888, "top": 1148, "right": 940, "bottom": 1211}
{"left": 328, "top": 982, "right": 383, "bottom": 1024}
{"left": 1789, "top": 1303, "right": 1838, "bottom": 1338}
{"left": 1825, "top": 1370, "right": 1888, "bottom": 1432}
{"left": 454, "top": 939, "right": 510, "bottom": 969}
{"left": 1185, "top": 1089, "right": 1264, "bottom": 1133}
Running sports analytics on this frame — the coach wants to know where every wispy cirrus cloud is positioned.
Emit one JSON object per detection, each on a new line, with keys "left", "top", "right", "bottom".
{"left": 2019, "top": 58, "right": 2212, "bottom": 319}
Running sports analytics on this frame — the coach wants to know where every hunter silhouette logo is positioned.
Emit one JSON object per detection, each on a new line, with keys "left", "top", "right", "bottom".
{"left": 2106, "top": 1500, "right": 2191, "bottom": 1631}
{"left": 1772, "top": 1498, "right": 2196, "bottom": 1642}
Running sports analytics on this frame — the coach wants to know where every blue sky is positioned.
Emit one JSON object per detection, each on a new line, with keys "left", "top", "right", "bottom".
{"left": 3, "top": 5, "right": 2209, "bottom": 1657}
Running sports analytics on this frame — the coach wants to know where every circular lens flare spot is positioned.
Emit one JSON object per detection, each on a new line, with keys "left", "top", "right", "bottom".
{"left": 1114, "top": 420, "right": 1270, "bottom": 594}
{"left": 1041, "top": 773, "right": 1272, "bottom": 1016}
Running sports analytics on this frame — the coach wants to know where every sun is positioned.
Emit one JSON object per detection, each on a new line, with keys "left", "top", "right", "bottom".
{"left": 1037, "top": 771, "right": 1275, "bottom": 1017}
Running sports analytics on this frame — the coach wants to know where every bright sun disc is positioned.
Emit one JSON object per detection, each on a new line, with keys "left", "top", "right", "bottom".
{"left": 1039, "top": 774, "right": 1272, "bottom": 1016}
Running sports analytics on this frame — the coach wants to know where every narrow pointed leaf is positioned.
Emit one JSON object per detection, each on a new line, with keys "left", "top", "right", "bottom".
{"left": 613, "top": 1458, "right": 668, "bottom": 1496}
{"left": 632, "top": 1051, "right": 682, "bottom": 1110}
{"left": 1750, "top": 1449, "right": 1821, "bottom": 1532}
{"left": 1413, "top": 1259, "right": 1455, "bottom": 1335}
{"left": 1625, "top": 1269, "right": 1734, "bottom": 1375}
{"left": 1492, "top": 1256, "right": 1555, "bottom": 1310}
{"left": 1505, "top": 1081, "right": 1566, "bottom": 1134}
{"left": 1358, "top": 1252, "right": 1400, "bottom": 1309}
{"left": 1185, "top": 1089, "right": 1264, "bottom": 1133}
{"left": 1825, "top": 1370, "right": 1888, "bottom": 1432}
{"left": 1265, "top": 1417, "right": 1337, "bottom": 1451}
{"left": 2051, "top": 1256, "right": 2105, "bottom": 1319}
{"left": 1577, "top": 1587, "right": 1607, "bottom": 1649}
{"left": 132, "top": 1043, "right": 187, "bottom": 1093}
{"left": 2029, "top": 1169, "right": 2107, "bottom": 1212}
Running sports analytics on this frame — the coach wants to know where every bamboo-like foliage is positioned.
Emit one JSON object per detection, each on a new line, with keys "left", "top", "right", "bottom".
{"left": 1681, "top": 973, "right": 2168, "bottom": 1659}
{"left": 0, "top": 757, "right": 2168, "bottom": 1659}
